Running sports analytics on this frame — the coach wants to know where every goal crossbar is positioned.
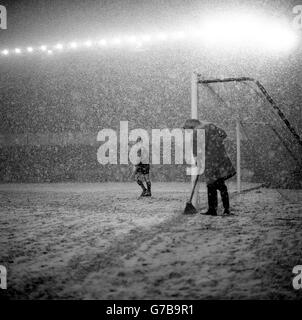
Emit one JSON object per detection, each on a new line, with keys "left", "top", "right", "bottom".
{"left": 190, "top": 73, "right": 301, "bottom": 206}
{"left": 197, "top": 75, "right": 302, "bottom": 148}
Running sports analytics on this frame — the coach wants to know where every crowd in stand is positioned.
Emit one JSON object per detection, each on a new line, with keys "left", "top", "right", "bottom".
{"left": 0, "top": 46, "right": 300, "bottom": 185}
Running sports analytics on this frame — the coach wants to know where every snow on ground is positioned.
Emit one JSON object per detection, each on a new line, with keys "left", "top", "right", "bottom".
{"left": 0, "top": 182, "right": 301, "bottom": 300}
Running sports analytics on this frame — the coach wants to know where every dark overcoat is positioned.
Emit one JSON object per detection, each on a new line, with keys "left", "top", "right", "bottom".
{"left": 193, "top": 121, "right": 236, "bottom": 184}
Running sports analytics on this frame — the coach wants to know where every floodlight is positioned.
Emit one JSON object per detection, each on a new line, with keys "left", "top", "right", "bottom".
{"left": 99, "top": 39, "right": 107, "bottom": 46}
{"left": 198, "top": 12, "right": 298, "bottom": 51}
{"left": 70, "top": 42, "right": 78, "bottom": 49}
{"left": 112, "top": 38, "right": 121, "bottom": 45}
{"left": 84, "top": 40, "right": 92, "bottom": 47}
{"left": 157, "top": 33, "right": 167, "bottom": 41}
{"left": 141, "top": 34, "right": 151, "bottom": 42}
{"left": 55, "top": 43, "right": 63, "bottom": 50}
{"left": 172, "top": 31, "right": 185, "bottom": 39}
{"left": 126, "top": 36, "right": 137, "bottom": 43}
{"left": 0, "top": 14, "right": 297, "bottom": 59}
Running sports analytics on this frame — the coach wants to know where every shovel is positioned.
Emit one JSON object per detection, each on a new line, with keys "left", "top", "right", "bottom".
{"left": 183, "top": 175, "right": 199, "bottom": 215}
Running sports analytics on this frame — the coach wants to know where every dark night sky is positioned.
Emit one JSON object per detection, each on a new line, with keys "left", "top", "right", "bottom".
{"left": 0, "top": 0, "right": 300, "bottom": 47}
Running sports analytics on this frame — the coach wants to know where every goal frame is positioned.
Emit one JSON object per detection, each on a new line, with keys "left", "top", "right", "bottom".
{"left": 190, "top": 72, "right": 302, "bottom": 208}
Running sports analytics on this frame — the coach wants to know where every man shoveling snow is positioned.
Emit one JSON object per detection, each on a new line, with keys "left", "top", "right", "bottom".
{"left": 183, "top": 119, "right": 236, "bottom": 216}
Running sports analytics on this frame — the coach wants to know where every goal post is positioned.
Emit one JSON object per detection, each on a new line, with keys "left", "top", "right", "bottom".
{"left": 190, "top": 72, "right": 241, "bottom": 208}
{"left": 190, "top": 73, "right": 302, "bottom": 204}
{"left": 236, "top": 118, "right": 241, "bottom": 193}
{"left": 198, "top": 76, "right": 302, "bottom": 148}
{"left": 191, "top": 72, "right": 199, "bottom": 207}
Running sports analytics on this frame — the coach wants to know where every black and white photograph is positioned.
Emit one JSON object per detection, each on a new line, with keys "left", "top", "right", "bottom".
{"left": 0, "top": 0, "right": 302, "bottom": 304}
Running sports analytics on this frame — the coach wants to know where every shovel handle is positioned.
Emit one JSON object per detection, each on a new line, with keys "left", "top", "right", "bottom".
{"left": 189, "top": 175, "right": 199, "bottom": 203}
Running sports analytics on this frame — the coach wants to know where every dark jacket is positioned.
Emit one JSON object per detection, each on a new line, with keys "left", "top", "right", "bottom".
{"left": 193, "top": 121, "right": 236, "bottom": 184}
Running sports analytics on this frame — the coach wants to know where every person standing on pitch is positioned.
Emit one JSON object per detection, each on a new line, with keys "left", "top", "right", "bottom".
{"left": 132, "top": 137, "right": 152, "bottom": 197}
{"left": 183, "top": 119, "right": 236, "bottom": 216}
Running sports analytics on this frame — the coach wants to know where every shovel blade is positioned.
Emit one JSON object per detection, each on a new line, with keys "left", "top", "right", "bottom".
{"left": 183, "top": 202, "right": 197, "bottom": 215}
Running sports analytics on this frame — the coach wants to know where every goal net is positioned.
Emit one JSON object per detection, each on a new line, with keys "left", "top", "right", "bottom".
{"left": 195, "top": 75, "right": 302, "bottom": 189}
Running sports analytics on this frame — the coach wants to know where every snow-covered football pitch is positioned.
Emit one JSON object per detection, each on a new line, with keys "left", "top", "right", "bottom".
{"left": 0, "top": 182, "right": 301, "bottom": 299}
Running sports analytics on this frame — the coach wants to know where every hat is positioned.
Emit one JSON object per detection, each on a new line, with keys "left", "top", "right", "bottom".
{"left": 183, "top": 119, "right": 201, "bottom": 129}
